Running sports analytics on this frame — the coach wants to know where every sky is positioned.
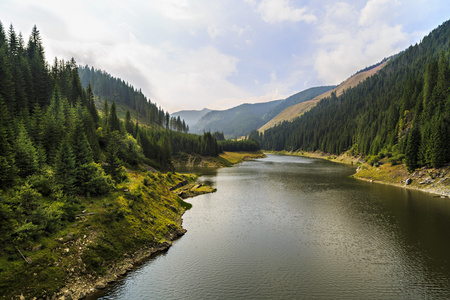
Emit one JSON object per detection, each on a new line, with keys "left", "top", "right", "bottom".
{"left": 1, "top": 0, "right": 449, "bottom": 113}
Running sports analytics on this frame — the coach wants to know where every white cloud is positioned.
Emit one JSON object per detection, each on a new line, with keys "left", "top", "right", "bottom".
{"left": 359, "top": 0, "right": 401, "bottom": 26}
{"left": 256, "top": 0, "right": 317, "bottom": 23}
{"left": 313, "top": 1, "right": 409, "bottom": 85}
{"left": 149, "top": 0, "right": 196, "bottom": 20}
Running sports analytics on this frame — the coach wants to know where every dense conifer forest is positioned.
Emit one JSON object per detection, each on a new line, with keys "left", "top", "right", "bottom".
{"left": 0, "top": 22, "right": 224, "bottom": 251}
{"left": 251, "top": 20, "right": 450, "bottom": 172}
{"left": 78, "top": 66, "right": 189, "bottom": 133}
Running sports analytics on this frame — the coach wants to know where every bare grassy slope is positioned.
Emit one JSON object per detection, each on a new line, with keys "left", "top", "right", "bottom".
{"left": 258, "top": 61, "right": 388, "bottom": 132}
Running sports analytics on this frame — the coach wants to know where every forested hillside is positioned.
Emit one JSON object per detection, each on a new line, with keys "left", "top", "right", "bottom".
{"left": 78, "top": 66, "right": 188, "bottom": 133}
{"left": 0, "top": 20, "right": 222, "bottom": 248}
{"left": 253, "top": 20, "right": 450, "bottom": 172}
{"left": 0, "top": 21, "right": 225, "bottom": 298}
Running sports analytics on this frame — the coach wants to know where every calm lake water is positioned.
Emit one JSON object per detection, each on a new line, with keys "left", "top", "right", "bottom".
{"left": 91, "top": 155, "right": 450, "bottom": 299}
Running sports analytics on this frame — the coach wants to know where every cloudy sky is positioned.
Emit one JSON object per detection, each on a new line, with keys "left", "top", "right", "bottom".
{"left": 1, "top": 0, "right": 449, "bottom": 112}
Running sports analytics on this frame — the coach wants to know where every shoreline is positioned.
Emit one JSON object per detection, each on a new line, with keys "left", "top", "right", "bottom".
{"left": 58, "top": 179, "right": 214, "bottom": 300}
{"left": 63, "top": 225, "right": 186, "bottom": 300}
{"left": 264, "top": 150, "right": 450, "bottom": 197}
{"left": 172, "top": 151, "right": 266, "bottom": 168}
{"left": 59, "top": 153, "right": 260, "bottom": 300}
{"left": 7, "top": 172, "right": 214, "bottom": 300}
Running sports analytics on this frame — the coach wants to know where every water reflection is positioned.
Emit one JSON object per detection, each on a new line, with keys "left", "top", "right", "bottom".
{"left": 92, "top": 155, "right": 450, "bottom": 300}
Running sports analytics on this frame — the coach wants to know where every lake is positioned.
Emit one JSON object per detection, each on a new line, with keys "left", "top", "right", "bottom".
{"left": 90, "top": 154, "right": 450, "bottom": 299}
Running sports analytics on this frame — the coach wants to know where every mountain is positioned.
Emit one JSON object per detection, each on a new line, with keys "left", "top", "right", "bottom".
{"left": 191, "top": 86, "right": 334, "bottom": 137}
{"left": 253, "top": 20, "right": 450, "bottom": 171}
{"left": 261, "top": 86, "right": 336, "bottom": 124}
{"left": 258, "top": 61, "right": 387, "bottom": 132}
{"left": 191, "top": 99, "right": 283, "bottom": 137}
{"left": 171, "top": 108, "right": 212, "bottom": 129}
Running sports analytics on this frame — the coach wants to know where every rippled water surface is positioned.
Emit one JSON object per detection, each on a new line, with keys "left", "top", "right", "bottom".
{"left": 91, "top": 155, "right": 450, "bottom": 299}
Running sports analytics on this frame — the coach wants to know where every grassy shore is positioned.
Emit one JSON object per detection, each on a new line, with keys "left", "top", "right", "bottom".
{"left": 0, "top": 169, "right": 214, "bottom": 300}
{"left": 173, "top": 151, "right": 266, "bottom": 168}
{"left": 265, "top": 150, "right": 450, "bottom": 197}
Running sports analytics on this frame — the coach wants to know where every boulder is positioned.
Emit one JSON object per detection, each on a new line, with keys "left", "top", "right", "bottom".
{"left": 95, "top": 282, "right": 106, "bottom": 290}
{"left": 405, "top": 178, "right": 412, "bottom": 185}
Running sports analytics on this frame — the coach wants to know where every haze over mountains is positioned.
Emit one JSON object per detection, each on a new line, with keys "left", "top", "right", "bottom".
{"left": 173, "top": 86, "right": 335, "bottom": 137}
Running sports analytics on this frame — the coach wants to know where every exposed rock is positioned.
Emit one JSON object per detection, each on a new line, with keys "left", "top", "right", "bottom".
{"left": 169, "top": 180, "right": 189, "bottom": 191}
{"left": 420, "top": 178, "right": 434, "bottom": 185}
{"left": 95, "top": 282, "right": 106, "bottom": 290}
{"left": 405, "top": 178, "right": 412, "bottom": 186}
{"left": 118, "top": 268, "right": 128, "bottom": 276}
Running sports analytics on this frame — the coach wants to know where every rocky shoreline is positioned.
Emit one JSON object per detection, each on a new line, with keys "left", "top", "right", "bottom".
{"left": 9, "top": 173, "right": 215, "bottom": 300}
{"left": 49, "top": 179, "right": 215, "bottom": 300}
{"left": 55, "top": 226, "right": 186, "bottom": 300}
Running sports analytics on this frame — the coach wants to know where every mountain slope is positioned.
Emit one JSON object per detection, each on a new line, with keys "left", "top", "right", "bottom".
{"left": 191, "top": 86, "right": 334, "bottom": 137}
{"left": 261, "top": 86, "right": 336, "bottom": 124}
{"left": 191, "top": 99, "right": 283, "bottom": 136}
{"left": 258, "top": 61, "right": 387, "bottom": 132}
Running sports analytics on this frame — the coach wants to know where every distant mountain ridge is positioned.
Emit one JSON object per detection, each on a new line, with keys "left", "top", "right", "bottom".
{"left": 192, "top": 99, "right": 283, "bottom": 137}
{"left": 188, "top": 86, "right": 335, "bottom": 137}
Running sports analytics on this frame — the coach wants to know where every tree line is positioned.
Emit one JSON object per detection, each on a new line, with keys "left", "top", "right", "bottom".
{"left": 251, "top": 20, "right": 450, "bottom": 172}
{"left": 78, "top": 65, "right": 189, "bottom": 133}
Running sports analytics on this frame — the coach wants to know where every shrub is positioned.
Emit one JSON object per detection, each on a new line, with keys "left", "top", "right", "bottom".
{"left": 13, "top": 222, "right": 40, "bottom": 243}
{"left": 366, "top": 156, "right": 380, "bottom": 166}
{"left": 16, "top": 183, "right": 42, "bottom": 211}
{"left": 27, "top": 169, "right": 54, "bottom": 196}
{"left": 387, "top": 154, "right": 405, "bottom": 166}
{"left": 81, "top": 162, "right": 115, "bottom": 196}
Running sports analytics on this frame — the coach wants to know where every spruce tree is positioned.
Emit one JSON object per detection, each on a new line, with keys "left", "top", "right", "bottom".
{"left": 0, "top": 47, "right": 15, "bottom": 108}
{"left": 125, "top": 109, "right": 133, "bottom": 134}
{"left": 108, "top": 102, "right": 121, "bottom": 132}
{"left": 429, "top": 115, "right": 447, "bottom": 168}
{"left": 72, "top": 122, "right": 93, "bottom": 166}
{"left": 54, "top": 138, "right": 76, "bottom": 194}
{"left": 0, "top": 96, "right": 16, "bottom": 187}
{"left": 15, "top": 123, "right": 38, "bottom": 177}
{"left": 104, "top": 132, "right": 123, "bottom": 182}
{"left": 405, "top": 123, "right": 421, "bottom": 173}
